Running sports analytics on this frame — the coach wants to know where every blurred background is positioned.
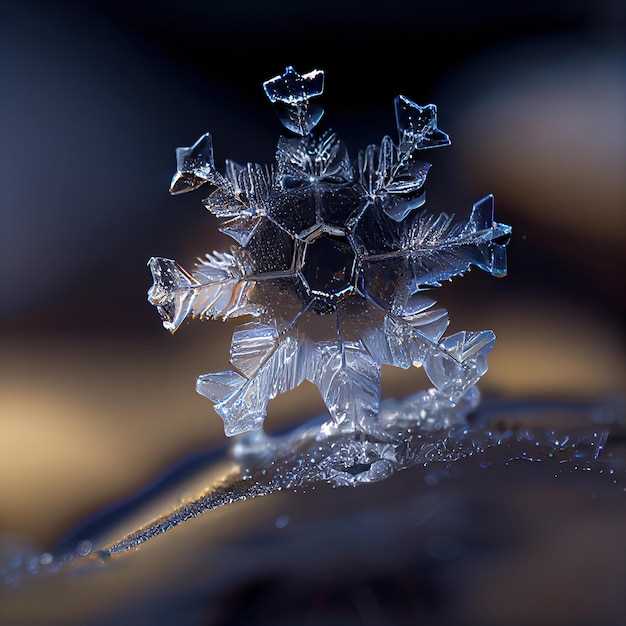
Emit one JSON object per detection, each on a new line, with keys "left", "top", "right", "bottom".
{"left": 1, "top": 0, "right": 624, "bottom": 555}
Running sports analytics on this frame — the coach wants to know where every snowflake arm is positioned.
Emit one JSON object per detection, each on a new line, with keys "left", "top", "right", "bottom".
{"left": 312, "top": 338, "right": 381, "bottom": 433}
{"left": 197, "top": 321, "right": 311, "bottom": 436}
{"left": 357, "top": 136, "right": 432, "bottom": 221}
{"left": 362, "top": 298, "right": 495, "bottom": 402}
{"left": 203, "top": 161, "right": 276, "bottom": 215}
{"left": 147, "top": 252, "right": 263, "bottom": 332}
{"left": 360, "top": 194, "right": 511, "bottom": 295}
{"left": 276, "top": 131, "right": 353, "bottom": 187}
{"left": 356, "top": 96, "right": 450, "bottom": 222}
{"left": 202, "top": 161, "right": 277, "bottom": 246}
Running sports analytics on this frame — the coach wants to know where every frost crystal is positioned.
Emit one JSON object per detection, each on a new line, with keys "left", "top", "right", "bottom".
{"left": 148, "top": 66, "right": 511, "bottom": 437}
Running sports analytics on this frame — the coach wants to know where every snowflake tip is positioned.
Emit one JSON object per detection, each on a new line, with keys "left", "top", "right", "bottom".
{"left": 263, "top": 66, "right": 324, "bottom": 104}
{"left": 394, "top": 96, "right": 451, "bottom": 150}
{"left": 170, "top": 132, "right": 218, "bottom": 195}
{"left": 263, "top": 66, "right": 325, "bottom": 135}
{"left": 147, "top": 257, "right": 196, "bottom": 333}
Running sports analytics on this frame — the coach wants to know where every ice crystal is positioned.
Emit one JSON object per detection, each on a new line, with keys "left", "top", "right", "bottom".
{"left": 148, "top": 66, "right": 512, "bottom": 437}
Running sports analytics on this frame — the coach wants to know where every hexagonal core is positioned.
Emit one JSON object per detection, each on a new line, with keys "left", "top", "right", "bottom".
{"left": 298, "top": 233, "right": 357, "bottom": 299}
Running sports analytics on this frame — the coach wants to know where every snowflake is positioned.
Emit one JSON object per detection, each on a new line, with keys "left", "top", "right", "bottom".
{"left": 148, "top": 66, "right": 511, "bottom": 437}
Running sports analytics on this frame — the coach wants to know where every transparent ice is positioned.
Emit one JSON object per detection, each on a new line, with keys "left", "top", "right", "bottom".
{"left": 148, "top": 66, "right": 512, "bottom": 438}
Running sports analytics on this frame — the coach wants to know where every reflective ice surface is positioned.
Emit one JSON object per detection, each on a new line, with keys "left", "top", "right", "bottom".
{"left": 2, "top": 395, "right": 623, "bottom": 590}
{"left": 148, "top": 66, "right": 512, "bottom": 437}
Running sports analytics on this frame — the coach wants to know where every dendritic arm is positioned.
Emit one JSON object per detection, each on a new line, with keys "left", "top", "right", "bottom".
{"left": 362, "top": 296, "right": 495, "bottom": 402}
{"left": 364, "top": 195, "right": 511, "bottom": 290}
{"left": 357, "top": 135, "right": 432, "bottom": 221}
{"left": 147, "top": 252, "right": 262, "bottom": 332}
{"left": 312, "top": 338, "right": 381, "bottom": 432}
{"left": 196, "top": 322, "right": 311, "bottom": 436}
{"left": 203, "top": 162, "right": 277, "bottom": 245}
{"left": 168, "top": 131, "right": 278, "bottom": 247}
{"left": 276, "top": 131, "right": 352, "bottom": 187}
{"left": 356, "top": 96, "right": 450, "bottom": 221}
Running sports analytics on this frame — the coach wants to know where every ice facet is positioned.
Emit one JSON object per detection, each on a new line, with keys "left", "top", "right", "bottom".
{"left": 299, "top": 234, "right": 356, "bottom": 300}
{"left": 267, "top": 187, "right": 318, "bottom": 236}
{"left": 230, "top": 322, "right": 279, "bottom": 377}
{"left": 148, "top": 66, "right": 512, "bottom": 437}
{"left": 263, "top": 66, "right": 324, "bottom": 105}
{"left": 218, "top": 215, "right": 262, "bottom": 246}
{"left": 195, "top": 370, "right": 246, "bottom": 404}
{"left": 244, "top": 219, "right": 296, "bottom": 274}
